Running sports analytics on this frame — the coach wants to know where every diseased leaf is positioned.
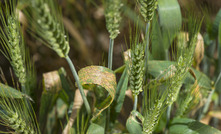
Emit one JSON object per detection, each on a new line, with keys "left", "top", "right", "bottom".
{"left": 39, "top": 69, "right": 63, "bottom": 132}
{"left": 43, "top": 70, "right": 62, "bottom": 93}
{"left": 78, "top": 66, "right": 116, "bottom": 119}
{"left": 169, "top": 118, "right": 221, "bottom": 134}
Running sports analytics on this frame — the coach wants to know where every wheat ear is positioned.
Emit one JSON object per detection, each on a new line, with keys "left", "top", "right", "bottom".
{"left": 105, "top": 0, "right": 123, "bottom": 40}
{"left": 0, "top": 84, "right": 40, "bottom": 133}
{"left": 166, "top": 33, "right": 198, "bottom": 105}
{"left": 0, "top": 1, "right": 26, "bottom": 87}
{"left": 24, "top": 0, "right": 91, "bottom": 114}
{"left": 129, "top": 44, "right": 145, "bottom": 96}
{"left": 25, "top": 0, "right": 70, "bottom": 58}
{"left": 143, "top": 100, "right": 162, "bottom": 134}
{"left": 138, "top": 0, "right": 158, "bottom": 22}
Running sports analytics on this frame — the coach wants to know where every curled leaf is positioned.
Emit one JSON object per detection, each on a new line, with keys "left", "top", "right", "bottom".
{"left": 126, "top": 114, "right": 142, "bottom": 134}
{"left": 78, "top": 66, "right": 116, "bottom": 119}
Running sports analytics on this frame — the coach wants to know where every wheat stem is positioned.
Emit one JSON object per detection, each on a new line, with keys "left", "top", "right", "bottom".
{"left": 108, "top": 38, "right": 114, "bottom": 69}
{"left": 65, "top": 56, "right": 91, "bottom": 114}
{"left": 133, "top": 95, "right": 138, "bottom": 111}
{"left": 106, "top": 38, "right": 114, "bottom": 132}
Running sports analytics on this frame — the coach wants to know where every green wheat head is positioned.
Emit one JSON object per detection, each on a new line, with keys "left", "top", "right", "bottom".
{"left": 138, "top": 0, "right": 158, "bottom": 22}
{"left": 142, "top": 79, "right": 168, "bottom": 134}
{"left": 105, "top": 0, "right": 123, "bottom": 39}
{"left": 0, "top": 0, "right": 26, "bottom": 84}
{"left": 129, "top": 43, "right": 145, "bottom": 96}
{"left": 169, "top": 34, "right": 200, "bottom": 106}
{"left": 3, "top": 111, "right": 35, "bottom": 134}
{"left": 143, "top": 100, "right": 162, "bottom": 134}
{"left": 166, "top": 42, "right": 196, "bottom": 105}
{"left": 0, "top": 85, "right": 40, "bottom": 133}
{"left": 24, "top": 0, "right": 70, "bottom": 58}
{"left": 176, "top": 83, "right": 200, "bottom": 117}
{"left": 176, "top": 94, "right": 193, "bottom": 118}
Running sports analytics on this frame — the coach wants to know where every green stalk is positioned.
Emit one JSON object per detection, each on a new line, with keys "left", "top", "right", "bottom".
{"left": 106, "top": 38, "right": 114, "bottom": 132}
{"left": 108, "top": 39, "right": 114, "bottom": 69}
{"left": 133, "top": 95, "right": 138, "bottom": 111}
{"left": 65, "top": 56, "right": 91, "bottom": 114}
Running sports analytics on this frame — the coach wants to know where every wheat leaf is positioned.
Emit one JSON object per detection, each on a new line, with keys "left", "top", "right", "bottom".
{"left": 78, "top": 66, "right": 116, "bottom": 120}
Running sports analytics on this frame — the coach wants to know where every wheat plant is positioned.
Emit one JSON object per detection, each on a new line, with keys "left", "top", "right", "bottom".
{"left": 0, "top": 81, "right": 40, "bottom": 133}
{"left": 23, "top": 0, "right": 91, "bottom": 114}
{"left": 0, "top": 0, "right": 27, "bottom": 92}
{"left": 104, "top": 0, "right": 123, "bottom": 69}
{"left": 0, "top": 0, "right": 220, "bottom": 133}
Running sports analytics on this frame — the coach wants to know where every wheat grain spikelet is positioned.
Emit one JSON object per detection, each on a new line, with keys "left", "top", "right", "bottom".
{"left": 0, "top": 1, "right": 26, "bottom": 84}
{"left": 143, "top": 100, "right": 162, "bottom": 134}
{"left": 0, "top": 84, "right": 40, "bottom": 133}
{"left": 129, "top": 44, "right": 145, "bottom": 96}
{"left": 6, "top": 112, "right": 35, "bottom": 134}
{"left": 25, "top": 0, "right": 70, "bottom": 57}
{"left": 166, "top": 32, "right": 198, "bottom": 105}
{"left": 7, "top": 17, "right": 26, "bottom": 84}
{"left": 105, "top": 0, "right": 123, "bottom": 39}
{"left": 138, "top": 0, "right": 158, "bottom": 22}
